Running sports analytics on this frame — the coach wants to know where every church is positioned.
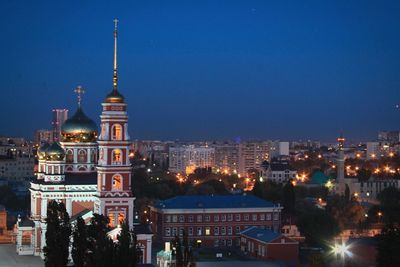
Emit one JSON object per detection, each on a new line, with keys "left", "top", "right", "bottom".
{"left": 15, "top": 20, "right": 153, "bottom": 264}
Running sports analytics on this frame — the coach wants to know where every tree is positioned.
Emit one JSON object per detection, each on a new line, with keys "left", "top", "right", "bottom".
{"left": 326, "top": 195, "right": 365, "bottom": 230}
{"left": 297, "top": 202, "right": 340, "bottom": 246}
{"left": 43, "top": 200, "right": 71, "bottom": 267}
{"left": 344, "top": 184, "right": 350, "bottom": 203}
{"left": 116, "top": 221, "right": 138, "bottom": 267}
{"left": 377, "top": 225, "right": 400, "bottom": 267}
{"left": 72, "top": 216, "right": 88, "bottom": 267}
{"left": 308, "top": 252, "right": 326, "bottom": 267}
{"left": 172, "top": 232, "right": 195, "bottom": 267}
{"left": 282, "top": 180, "right": 296, "bottom": 214}
{"left": 377, "top": 187, "right": 400, "bottom": 225}
{"left": 86, "top": 214, "right": 114, "bottom": 267}
{"left": 357, "top": 168, "right": 371, "bottom": 182}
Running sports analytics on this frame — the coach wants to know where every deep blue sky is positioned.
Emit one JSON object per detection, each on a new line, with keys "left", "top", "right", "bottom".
{"left": 0, "top": 1, "right": 399, "bottom": 142}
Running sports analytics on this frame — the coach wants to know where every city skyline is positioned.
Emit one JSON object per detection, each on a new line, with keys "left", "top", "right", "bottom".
{"left": 1, "top": 1, "right": 399, "bottom": 142}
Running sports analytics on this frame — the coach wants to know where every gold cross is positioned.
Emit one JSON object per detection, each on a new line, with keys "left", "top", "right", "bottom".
{"left": 74, "top": 85, "right": 85, "bottom": 107}
{"left": 114, "top": 18, "right": 119, "bottom": 30}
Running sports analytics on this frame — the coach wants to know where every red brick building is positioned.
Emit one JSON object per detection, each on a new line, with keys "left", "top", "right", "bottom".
{"left": 149, "top": 194, "right": 282, "bottom": 247}
{"left": 239, "top": 226, "right": 299, "bottom": 266}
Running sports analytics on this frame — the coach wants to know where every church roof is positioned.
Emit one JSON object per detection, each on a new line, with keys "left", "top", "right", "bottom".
{"left": 32, "top": 172, "right": 97, "bottom": 186}
{"left": 310, "top": 171, "right": 330, "bottom": 184}
{"left": 19, "top": 218, "right": 35, "bottom": 227}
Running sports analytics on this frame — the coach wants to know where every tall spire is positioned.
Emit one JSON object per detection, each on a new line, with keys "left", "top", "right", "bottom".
{"left": 105, "top": 19, "right": 124, "bottom": 103}
{"left": 112, "top": 18, "right": 118, "bottom": 91}
{"left": 74, "top": 85, "right": 85, "bottom": 107}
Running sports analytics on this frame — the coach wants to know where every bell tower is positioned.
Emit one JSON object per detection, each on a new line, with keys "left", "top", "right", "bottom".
{"left": 95, "top": 19, "right": 134, "bottom": 228}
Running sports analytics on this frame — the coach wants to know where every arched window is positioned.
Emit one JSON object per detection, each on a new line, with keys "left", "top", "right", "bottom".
{"left": 112, "top": 149, "right": 122, "bottom": 165}
{"left": 108, "top": 211, "right": 125, "bottom": 227}
{"left": 108, "top": 213, "right": 116, "bottom": 227}
{"left": 112, "top": 124, "right": 122, "bottom": 140}
{"left": 112, "top": 174, "right": 122, "bottom": 190}
{"left": 118, "top": 212, "right": 125, "bottom": 225}
{"left": 78, "top": 149, "right": 87, "bottom": 163}
{"left": 66, "top": 149, "right": 73, "bottom": 163}
{"left": 99, "top": 148, "right": 104, "bottom": 160}
{"left": 91, "top": 149, "right": 96, "bottom": 162}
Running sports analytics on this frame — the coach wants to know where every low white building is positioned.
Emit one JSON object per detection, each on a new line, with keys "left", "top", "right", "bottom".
{"left": 261, "top": 160, "right": 297, "bottom": 183}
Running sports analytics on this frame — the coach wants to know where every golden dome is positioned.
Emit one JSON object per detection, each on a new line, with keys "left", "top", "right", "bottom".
{"left": 61, "top": 107, "right": 98, "bottom": 142}
{"left": 37, "top": 143, "right": 50, "bottom": 160}
{"left": 105, "top": 89, "right": 124, "bottom": 103}
{"left": 46, "top": 142, "right": 65, "bottom": 161}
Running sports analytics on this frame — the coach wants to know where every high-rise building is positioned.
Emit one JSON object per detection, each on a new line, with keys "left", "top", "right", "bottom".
{"left": 213, "top": 142, "right": 239, "bottom": 174}
{"left": 269, "top": 141, "right": 289, "bottom": 159}
{"left": 238, "top": 141, "right": 271, "bottom": 176}
{"left": 52, "top": 109, "right": 68, "bottom": 141}
{"left": 34, "top": 129, "right": 53, "bottom": 145}
{"left": 169, "top": 145, "right": 215, "bottom": 174}
{"left": 378, "top": 131, "right": 400, "bottom": 144}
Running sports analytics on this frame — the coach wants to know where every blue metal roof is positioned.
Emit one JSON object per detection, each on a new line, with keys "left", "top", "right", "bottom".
{"left": 240, "top": 226, "right": 281, "bottom": 243}
{"left": 153, "top": 194, "right": 276, "bottom": 210}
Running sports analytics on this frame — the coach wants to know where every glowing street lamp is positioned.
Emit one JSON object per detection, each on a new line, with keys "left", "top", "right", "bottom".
{"left": 332, "top": 241, "right": 351, "bottom": 267}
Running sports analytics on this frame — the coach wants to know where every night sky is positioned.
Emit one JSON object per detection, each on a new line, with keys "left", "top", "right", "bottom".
{"left": 1, "top": 1, "right": 399, "bottom": 142}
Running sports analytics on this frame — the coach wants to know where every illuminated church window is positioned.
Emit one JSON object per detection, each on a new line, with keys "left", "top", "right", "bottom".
{"left": 112, "top": 175, "right": 122, "bottom": 190}
{"left": 66, "top": 150, "right": 73, "bottom": 163}
{"left": 108, "top": 211, "right": 125, "bottom": 227}
{"left": 108, "top": 213, "right": 115, "bottom": 227}
{"left": 91, "top": 149, "right": 96, "bottom": 162}
{"left": 112, "top": 124, "right": 122, "bottom": 140}
{"left": 78, "top": 149, "right": 87, "bottom": 163}
{"left": 118, "top": 212, "right": 125, "bottom": 225}
{"left": 112, "top": 149, "right": 122, "bottom": 165}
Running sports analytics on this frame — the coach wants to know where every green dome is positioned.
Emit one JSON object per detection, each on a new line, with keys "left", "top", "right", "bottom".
{"left": 105, "top": 89, "right": 124, "bottom": 103}
{"left": 38, "top": 142, "right": 50, "bottom": 160}
{"left": 310, "top": 171, "right": 330, "bottom": 185}
{"left": 46, "top": 142, "right": 65, "bottom": 161}
{"left": 61, "top": 107, "right": 98, "bottom": 142}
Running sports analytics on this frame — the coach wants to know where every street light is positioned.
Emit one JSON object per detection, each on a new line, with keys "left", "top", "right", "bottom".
{"left": 332, "top": 241, "right": 351, "bottom": 267}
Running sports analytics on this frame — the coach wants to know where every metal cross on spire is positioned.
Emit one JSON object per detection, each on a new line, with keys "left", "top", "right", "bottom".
{"left": 74, "top": 85, "right": 85, "bottom": 107}
{"left": 112, "top": 18, "right": 119, "bottom": 91}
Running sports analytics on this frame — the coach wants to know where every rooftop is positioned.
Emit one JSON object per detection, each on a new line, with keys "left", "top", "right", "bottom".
{"left": 32, "top": 172, "right": 97, "bottom": 186}
{"left": 153, "top": 194, "right": 278, "bottom": 210}
{"left": 240, "top": 226, "right": 281, "bottom": 243}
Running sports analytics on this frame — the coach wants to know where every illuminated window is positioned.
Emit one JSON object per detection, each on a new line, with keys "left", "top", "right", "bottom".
{"left": 112, "top": 149, "right": 122, "bottom": 164}
{"left": 205, "top": 227, "right": 210, "bottom": 236}
{"left": 118, "top": 212, "right": 125, "bottom": 225}
{"left": 112, "top": 175, "right": 122, "bottom": 190}
{"left": 112, "top": 124, "right": 122, "bottom": 140}
{"left": 78, "top": 149, "right": 87, "bottom": 163}
{"left": 66, "top": 150, "right": 73, "bottom": 163}
{"left": 108, "top": 213, "right": 115, "bottom": 227}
